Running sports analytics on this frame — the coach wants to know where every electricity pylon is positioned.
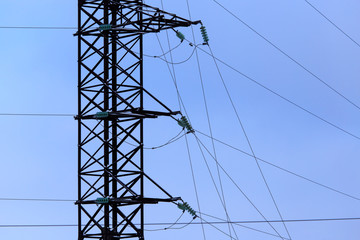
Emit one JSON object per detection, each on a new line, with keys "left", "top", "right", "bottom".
{"left": 75, "top": 1, "right": 200, "bottom": 239}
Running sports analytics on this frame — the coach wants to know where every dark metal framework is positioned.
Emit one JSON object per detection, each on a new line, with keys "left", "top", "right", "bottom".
{"left": 76, "top": 1, "right": 199, "bottom": 239}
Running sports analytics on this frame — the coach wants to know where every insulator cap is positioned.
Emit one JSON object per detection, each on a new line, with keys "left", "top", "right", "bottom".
{"left": 200, "top": 25, "right": 209, "bottom": 43}
{"left": 176, "top": 31, "right": 185, "bottom": 41}
{"left": 178, "top": 116, "right": 194, "bottom": 133}
{"left": 95, "top": 112, "right": 109, "bottom": 119}
{"left": 99, "top": 24, "right": 112, "bottom": 31}
{"left": 177, "top": 202, "right": 197, "bottom": 218}
{"left": 95, "top": 197, "right": 109, "bottom": 204}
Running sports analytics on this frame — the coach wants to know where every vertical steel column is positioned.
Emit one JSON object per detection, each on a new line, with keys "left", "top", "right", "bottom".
{"left": 139, "top": 2, "right": 145, "bottom": 239}
{"left": 103, "top": 2, "right": 110, "bottom": 238}
{"left": 111, "top": 3, "right": 118, "bottom": 235}
{"left": 77, "top": 1, "right": 82, "bottom": 239}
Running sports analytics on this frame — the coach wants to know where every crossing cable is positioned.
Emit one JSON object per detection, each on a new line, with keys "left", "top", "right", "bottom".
{"left": 154, "top": 46, "right": 197, "bottom": 65}
{"left": 144, "top": 130, "right": 185, "bottom": 150}
{"left": 154, "top": 32, "right": 199, "bottom": 137}
{"left": 193, "top": 131, "right": 249, "bottom": 240}
{"left": 1, "top": 217, "right": 359, "bottom": 228}
{"left": 194, "top": 217, "right": 360, "bottom": 224}
{"left": 4, "top": 41, "right": 360, "bottom": 142}
{"left": 153, "top": 1, "right": 208, "bottom": 238}
{"left": 150, "top": 41, "right": 183, "bottom": 58}
{"left": 206, "top": 43, "right": 292, "bottom": 240}
{"left": 193, "top": 135, "right": 285, "bottom": 240}
{"left": 141, "top": 41, "right": 194, "bottom": 64}
{"left": 199, "top": 211, "right": 290, "bottom": 239}
{"left": 157, "top": 19, "right": 278, "bottom": 239}
{"left": 0, "top": 113, "right": 74, "bottom": 117}
{"left": 154, "top": 2, "right": 207, "bottom": 239}
{"left": 184, "top": 40, "right": 360, "bottom": 141}
{"left": 4, "top": 124, "right": 359, "bottom": 204}
{"left": 212, "top": 0, "right": 360, "bottom": 111}
{"left": 0, "top": 26, "right": 77, "bottom": 30}
{"left": 304, "top": 0, "right": 360, "bottom": 48}
{"left": 186, "top": 2, "right": 235, "bottom": 239}
{"left": 197, "top": 215, "right": 237, "bottom": 240}
{"left": 184, "top": 133, "right": 207, "bottom": 238}
{"left": 0, "top": 197, "right": 285, "bottom": 238}
{"left": 160, "top": 0, "right": 182, "bottom": 113}
{"left": 197, "top": 214, "right": 292, "bottom": 240}
{"left": 195, "top": 129, "right": 360, "bottom": 202}
{"left": 0, "top": 198, "right": 74, "bottom": 202}
{"left": 141, "top": 40, "right": 199, "bottom": 65}
{"left": 163, "top": 217, "right": 196, "bottom": 230}
{"left": 153, "top": 6, "right": 288, "bottom": 238}
{"left": 155, "top": 33, "right": 183, "bottom": 111}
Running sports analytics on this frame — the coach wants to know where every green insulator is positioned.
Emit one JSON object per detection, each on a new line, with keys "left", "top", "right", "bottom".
{"left": 177, "top": 203, "right": 186, "bottom": 211}
{"left": 95, "top": 197, "right": 109, "bottom": 204}
{"left": 184, "top": 119, "right": 194, "bottom": 132}
{"left": 179, "top": 202, "right": 197, "bottom": 218}
{"left": 178, "top": 116, "right": 193, "bottom": 132}
{"left": 200, "top": 26, "right": 209, "bottom": 43}
{"left": 177, "top": 118, "right": 186, "bottom": 128}
{"left": 95, "top": 112, "right": 109, "bottom": 119}
{"left": 99, "top": 24, "right": 112, "bottom": 31}
{"left": 178, "top": 117, "right": 186, "bottom": 125}
{"left": 177, "top": 120, "right": 185, "bottom": 128}
{"left": 176, "top": 31, "right": 185, "bottom": 41}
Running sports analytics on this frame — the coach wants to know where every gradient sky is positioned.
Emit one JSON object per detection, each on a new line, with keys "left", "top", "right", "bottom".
{"left": 0, "top": 0, "right": 359, "bottom": 239}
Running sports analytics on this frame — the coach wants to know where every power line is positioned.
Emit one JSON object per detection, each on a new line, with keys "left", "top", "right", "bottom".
{"left": 1, "top": 217, "right": 359, "bottom": 228}
{"left": 144, "top": 212, "right": 185, "bottom": 231}
{"left": 0, "top": 26, "right": 77, "bottom": 30}
{"left": 212, "top": 0, "right": 360, "bottom": 111}
{"left": 0, "top": 198, "right": 74, "bottom": 202}
{"left": 153, "top": 46, "right": 197, "bottom": 65}
{"left": 189, "top": 42, "right": 360, "bottom": 141}
{"left": 154, "top": 1, "right": 207, "bottom": 239}
{"left": 188, "top": 6, "right": 235, "bottom": 240}
{"left": 3, "top": 44, "right": 359, "bottom": 143}
{"left": 0, "top": 113, "right": 74, "bottom": 117}
{"left": 207, "top": 42, "right": 292, "bottom": 239}
{"left": 304, "top": 0, "right": 360, "bottom": 48}
{"left": 195, "top": 134, "right": 241, "bottom": 239}
{"left": 195, "top": 130, "right": 360, "bottom": 201}
{"left": 144, "top": 217, "right": 360, "bottom": 224}
{"left": 197, "top": 216, "right": 237, "bottom": 240}
{"left": 199, "top": 212, "right": 289, "bottom": 239}
{"left": 194, "top": 135, "right": 285, "bottom": 239}
{"left": 4, "top": 131, "right": 359, "bottom": 205}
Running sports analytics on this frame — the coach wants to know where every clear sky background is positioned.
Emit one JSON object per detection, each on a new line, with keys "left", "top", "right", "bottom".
{"left": 0, "top": 0, "right": 359, "bottom": 239}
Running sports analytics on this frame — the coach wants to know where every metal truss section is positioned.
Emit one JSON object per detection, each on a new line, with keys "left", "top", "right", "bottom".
{"left": 77, "top": 1, "right": 200, "bottom": 240}
{"left": 77, "top": 0, "right": 201, "bottom": 36}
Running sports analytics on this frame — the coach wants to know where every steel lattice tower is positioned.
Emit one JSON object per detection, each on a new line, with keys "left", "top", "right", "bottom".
{"left": 76, "top": 1, "right": 200, "bottom": 239}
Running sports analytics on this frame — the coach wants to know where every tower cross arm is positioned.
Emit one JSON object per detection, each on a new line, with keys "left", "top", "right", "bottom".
{"left": 139, "top": 3, "right": 201, "bottom": 32}
{"left": 78, "top": 2, "right": 201, "bottom": 35}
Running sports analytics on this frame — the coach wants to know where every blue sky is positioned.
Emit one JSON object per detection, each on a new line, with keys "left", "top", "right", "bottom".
{"left": 0, "top": 0, "right": 359, "bottom": 239}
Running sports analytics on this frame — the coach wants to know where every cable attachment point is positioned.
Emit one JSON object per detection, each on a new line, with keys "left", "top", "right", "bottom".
{"left": 176, "top": 30, "right": 185, "bottom": 42}
{"left": 177, "top": 202, "right": 197, "bottom": 219}
{"left": 98, "top": 24, "right": 112, "bottom": 31}
{"left": 177, "top": 116, "right": 194, "bottom": 133}
{"left": 200, "top": 25, "right": 209, "bottom": 44}
{"left": 95, "top": 197, "right": 109, "bottom": 204}
{"left": 95, "top": 112, "right": 109, "bottom": 119}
